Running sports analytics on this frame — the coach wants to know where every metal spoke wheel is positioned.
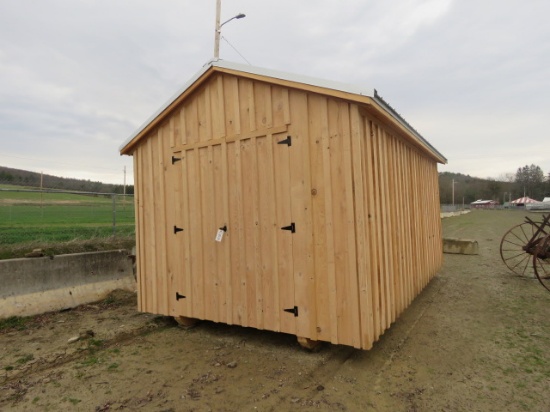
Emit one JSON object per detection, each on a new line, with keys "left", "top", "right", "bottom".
{"left": 533, "top": 234, "right": 550, "bottom": 292}
{"left": 500, "top": 222, "right": 547, "bottom": 277}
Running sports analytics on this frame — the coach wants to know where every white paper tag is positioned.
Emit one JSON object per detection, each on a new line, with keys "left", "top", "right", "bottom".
{"left": 215, "top": 229, "right": 224, "bottom": 242}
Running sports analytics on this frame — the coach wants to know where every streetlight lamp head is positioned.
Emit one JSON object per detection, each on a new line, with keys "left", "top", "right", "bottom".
{"left": 214, "top": 3, "right": 246, "bottom": 59}
{"left": 219, "top": 13, "right": 246, "bottom": 29}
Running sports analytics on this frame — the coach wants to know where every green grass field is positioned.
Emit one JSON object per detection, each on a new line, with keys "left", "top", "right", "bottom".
{"left": 0, "top": 186, "right": 135, "bottom": 258}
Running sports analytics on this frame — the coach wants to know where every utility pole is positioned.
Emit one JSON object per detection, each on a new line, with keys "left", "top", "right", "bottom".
{"left": 214, "top": 0, "right": 221, "bottom": 59}
{"left": 213, "top": 0, "right": 245, "bottom": 59}
{"left": 452, "top": 179, "right": 456, "bottom": 207}
{"left": 40, "top": 171, "right": 44, "bottom": 212}
{"left": 123, "top": 166, "right": 127, "bottom": 208}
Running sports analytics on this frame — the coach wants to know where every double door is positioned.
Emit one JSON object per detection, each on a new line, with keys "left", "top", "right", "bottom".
{"left": 166, "top": 130, "right": 313, "bottom": 337}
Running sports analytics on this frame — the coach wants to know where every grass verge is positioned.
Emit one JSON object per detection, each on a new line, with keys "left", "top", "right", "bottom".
{"left": 0, "top": 235, "right": 135, "bottom": 260}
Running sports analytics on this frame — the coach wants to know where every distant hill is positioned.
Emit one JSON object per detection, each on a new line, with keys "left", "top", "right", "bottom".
{"left": 439, "top": 172, "right": 513, "bottom": 204}
{"left": 0, "top": 166, "right": 133, "bottom": 194}
{"left": 0, "top": 164, "right": 535, "bottom": 203}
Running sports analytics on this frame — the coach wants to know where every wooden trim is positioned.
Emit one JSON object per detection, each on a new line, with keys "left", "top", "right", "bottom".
{"left": 364, "top": 118, "right": 381, "bottom": 340}
{"left": 215, "top": 67, "right": 372, "bottom": 109}
{"left": 172, "top": 125, "right": 288, "bottom": 153}
{"left": 350, "top": 105, "right": 373, "bottom": 349}
{"left": 157, "top": 128, "right": 169, "bottom": 314}
{"left": 145, "top": 137, "right": 157, "bottom": 312}
{"left": 308, "top": 94, "right": 335, "bottom": 343}
{"left": 339, "top": 101, "right": 361, "bottom": 348}
{"left": 133, "top": 150, "right": 144, "bottom": 311}
{"left": 288, "top": 90, "right": 316, "bottom": 341}
{"left": 121, "top": 68, "right": 216, "bottom": 154}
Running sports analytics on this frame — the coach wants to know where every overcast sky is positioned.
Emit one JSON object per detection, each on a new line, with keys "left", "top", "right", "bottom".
{"left": 1, "top": 0, "right": 549, "bottom": 185}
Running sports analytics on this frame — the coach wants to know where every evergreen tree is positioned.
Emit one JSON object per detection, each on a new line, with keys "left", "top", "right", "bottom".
{"left": 515, "top": 164, "right": 545, "bottom": 199}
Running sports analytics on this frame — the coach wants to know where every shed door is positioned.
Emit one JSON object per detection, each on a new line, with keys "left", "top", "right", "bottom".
{"left": 167, "top": 131, "right": 298, "bottom": 335}
{"left": 167, "top": 143, "right": 229, "bottom": 322}
{"left": 225, "top": 131, "right": 296, "bottom": 334}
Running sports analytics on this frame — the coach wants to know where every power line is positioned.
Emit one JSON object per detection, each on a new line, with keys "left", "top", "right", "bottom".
{"left": 221, "top": 35, "right": 252, "bottom": 65}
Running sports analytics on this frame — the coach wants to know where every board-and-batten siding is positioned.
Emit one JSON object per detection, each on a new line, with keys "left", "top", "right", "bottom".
{"left": 132, "top": 72, "right": 442, "bottom": 349}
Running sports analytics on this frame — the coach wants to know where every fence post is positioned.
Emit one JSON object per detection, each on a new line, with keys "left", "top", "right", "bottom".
{"left": 112, "top": 194, "right": 116, "bottom": 236}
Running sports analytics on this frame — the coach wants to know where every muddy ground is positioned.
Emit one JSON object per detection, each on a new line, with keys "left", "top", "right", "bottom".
{"left": 1, "top": 210, "right": 549, "bottom": 411}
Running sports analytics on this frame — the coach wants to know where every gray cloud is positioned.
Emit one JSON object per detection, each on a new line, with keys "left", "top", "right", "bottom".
{"left": 0, "top": 0, "right": 548, "bottom": 184}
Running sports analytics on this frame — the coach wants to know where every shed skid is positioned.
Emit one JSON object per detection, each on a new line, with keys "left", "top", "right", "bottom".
{"left": 121, "top": 61, "right": 445, "bottom": 350}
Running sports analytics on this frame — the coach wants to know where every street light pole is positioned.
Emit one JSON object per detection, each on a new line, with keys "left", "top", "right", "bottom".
{"left": 452, "top": 179, "right": 456, "bottom": 207}
{"left": 214, "top": 0, "right": 221, "bottom": 59}
{"left": 213, "top": 0, "right": 246, "bottom": 59}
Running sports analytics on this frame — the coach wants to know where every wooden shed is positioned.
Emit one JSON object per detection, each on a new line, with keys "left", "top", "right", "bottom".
{"left": 120, "top": 60, "right": 447, "bottom": 350}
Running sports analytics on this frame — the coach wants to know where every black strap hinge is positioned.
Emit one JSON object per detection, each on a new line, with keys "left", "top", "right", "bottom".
{"left": 176, "top": 292, "right": 186, "bottom": 301}
{"left": 284, "top": 306, "right": 299, "bottom": 317}
{"left": 277, "top": 136, "right": 292, "bottom": 146}
{"left": 281, "top": 223, "right": 295, "bottom": 233}
{"left": 174, "top": 226, "right": 184, "bottom": 234}
{"left": 172, "top": 156, "right": 182, "bottom": 164}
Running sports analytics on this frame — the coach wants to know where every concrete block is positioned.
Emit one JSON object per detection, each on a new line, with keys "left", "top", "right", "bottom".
{"left": 0, "top": 250, "right": 136, "bottom": 319}
{"left": 443, "top": 238, "right": 479, "bottom": 255}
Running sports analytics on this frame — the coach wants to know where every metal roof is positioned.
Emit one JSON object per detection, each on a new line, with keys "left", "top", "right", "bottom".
{"left": 211, "top": 59, "right": 377, "bottom": 96}
{"left": 120, "top": 59, "right": 446, "bottom": 163}
{"left": 471, "top": 199, "right": 497, "bottom": 205}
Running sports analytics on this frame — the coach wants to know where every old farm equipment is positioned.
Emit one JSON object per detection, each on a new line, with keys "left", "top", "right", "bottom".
{"left": 499, "top": 213, "right": 550, "bottom": 292}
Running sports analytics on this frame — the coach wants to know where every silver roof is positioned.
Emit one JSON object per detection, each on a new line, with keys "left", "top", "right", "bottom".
{"left": 120, "top": 59, "right": 446, "bottom": 163}
{"left": 210, "top": 59, "right": 377, "bottom": 95}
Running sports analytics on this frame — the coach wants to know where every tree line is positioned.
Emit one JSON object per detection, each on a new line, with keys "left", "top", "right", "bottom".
{"left": 0, "top": 166, "right": 134, "bottom": 195}
{"left": 439, "top": 164, "right": 550, "bottom": 204}
{"left": 2, "top": 163, "right": 547, "bottom": 204}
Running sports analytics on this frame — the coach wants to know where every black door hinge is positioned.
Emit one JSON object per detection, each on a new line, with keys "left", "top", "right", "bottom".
{"left": 284, "top": 306, "right": 299, "bottom": 317}
{"left": 281, "top": 223, "right": 295, "bottom": 233}
{"left": 172, "top": 156, "right": 182, "bottom": 164}
{"left": 277, "top": 136, "right": 292, "bottom": 146}
{"left": 174, "top": 226, "right": 184, "bottom": 234}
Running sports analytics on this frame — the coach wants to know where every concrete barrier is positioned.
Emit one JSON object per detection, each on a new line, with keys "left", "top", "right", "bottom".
{"left": 0, "top": 250, "right": 136, "bottom": 319}
{"left": 443, "top": 238, "right": 479, "bottom": 255}
{"left": 441, "top": 210, "right": 471, "bottom": 219}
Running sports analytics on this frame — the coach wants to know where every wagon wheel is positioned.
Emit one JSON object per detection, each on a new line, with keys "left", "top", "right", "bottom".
{"left": 500, "top": 222, "right": 547, "bottom": 277}
{"left": 533, "top": 235, "right": 550, "bottom": 292}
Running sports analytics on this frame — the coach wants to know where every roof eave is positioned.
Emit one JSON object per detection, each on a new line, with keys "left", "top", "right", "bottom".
{"left": 213, "top": 61, "right": 446, "bottom": 164}
{"left": 372, "top": 91, "right": 447, "bottom": 164}
{"left": 119, "top": 62, "right": 217, "bottom": 155}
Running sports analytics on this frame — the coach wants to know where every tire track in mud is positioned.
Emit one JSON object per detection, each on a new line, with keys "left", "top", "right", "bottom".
{"left": 372, "top": 275, "right": 449, "bottom": 393}
{"left": 0, "top": 319, "right": 175, "bottom": 386}
{"left": 242, "top": 344, "right": 357, "bottom": 410}
{"left": 256, "top": 275, "right": 450, "bottom": 411}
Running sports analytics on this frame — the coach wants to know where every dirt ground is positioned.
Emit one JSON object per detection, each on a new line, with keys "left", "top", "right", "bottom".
{"left": 1, "top": 210, "right": 549, "bottom": 411}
